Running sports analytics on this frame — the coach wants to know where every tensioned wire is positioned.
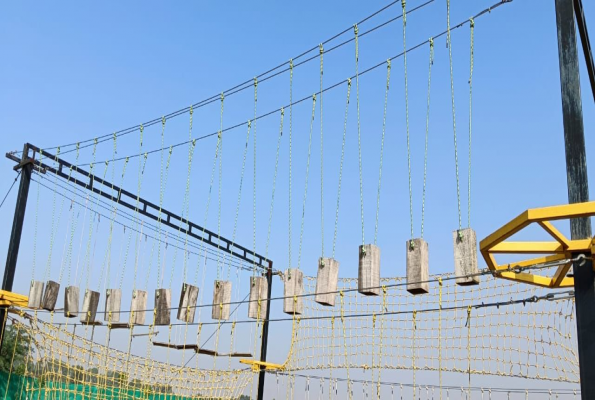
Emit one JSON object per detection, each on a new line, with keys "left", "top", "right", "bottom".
{"left": 269, "top": 371, "right": 579, "bottom": 396}
{"left": 31, "top": 175, "right": 256, "bottom": 274}
{"left": 38, "top": 290, "right": 575, "bottom": 328}
{"left": 35, "top": 0, "right": 434, "bottom": 156}
{"left": 30, "top": 165, "right": 250, "bottom": 273}
{"left": 71, "top": 0, "right": 509, "bottom": 168}
{"left": 25, "top": 251, "right": 578, "bottom": 317}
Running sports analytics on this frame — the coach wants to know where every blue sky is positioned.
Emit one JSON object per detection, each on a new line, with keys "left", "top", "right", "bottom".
{"left": 1, "top": 0, "right": 594, "bottom": 398}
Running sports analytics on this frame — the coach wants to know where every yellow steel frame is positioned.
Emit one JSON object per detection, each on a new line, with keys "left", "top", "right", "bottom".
{"left": 239, "top": 359, "right": 284, "bottom": 372}
{"left": 480, "top": 202, "right": 595, "bottom": 288}
{"left": 0, "top": 290, "right": 28, "bottom": 308}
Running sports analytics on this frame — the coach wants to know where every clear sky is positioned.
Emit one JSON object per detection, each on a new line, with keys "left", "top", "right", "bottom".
{"left": 1, "top": 0, "right": 594, "bottom": 398}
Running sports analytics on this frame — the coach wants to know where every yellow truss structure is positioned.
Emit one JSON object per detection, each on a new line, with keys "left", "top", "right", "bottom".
{"left": 480, "top": 202, "right": 595, "bottom": 288}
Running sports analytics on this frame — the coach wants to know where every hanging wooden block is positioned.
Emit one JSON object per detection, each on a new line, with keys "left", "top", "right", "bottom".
{"left": 130, "top": 289, "right": 148, "bottom": 325}
{"left": 358, "top": 245, "right": 380, "bottom": 296}
{"left": 81, "top": 289, "right": 100, "bottom": 324}
{"left": 27, "top": 280, "right": 44, "bottom": 309}
{"left": 41, "top": 280, "right": 60, "bottom": 311}
{"left": 315, "top": 258, "right": 339, "bottom": 306}
{"left": 64, "top": 286, "right": 80, "bottom": 318}
{"left": 283, "top": 268, "right": 303, "bottom": 315}
{"left": 212, "top": 281, "right": 231, "bottom": 320}
{"left": 248, "top": 276, "right": 268, "bottom": 319}
{"left": 105, "top": 288, "right": 122, "bottom": 323}
{"left": 177, "top": 283, "right": 199, "bottom": 323}
{"left": 406, "top": 238, "right": 429, "bottom": 295}
{"left": 453, "top": 228, "right": 480, "bottom": 285}
{"left": 154, "top": 288, "right": 171, "bottom": 326}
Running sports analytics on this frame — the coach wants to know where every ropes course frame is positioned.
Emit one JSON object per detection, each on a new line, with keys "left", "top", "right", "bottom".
{"left": 5, "top": 144, "right": 272, "bottom": 270}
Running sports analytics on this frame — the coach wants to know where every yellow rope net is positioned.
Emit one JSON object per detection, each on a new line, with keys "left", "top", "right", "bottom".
{"left": 4, "top": 314, "right": 253, "bottom": 400}
{"left": 282, "top": 273, "right": 578, "bottom": 385}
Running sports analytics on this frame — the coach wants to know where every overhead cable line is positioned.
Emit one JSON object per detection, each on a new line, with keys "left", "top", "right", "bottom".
{"left": 71, "top": 0, "right": 511, "bottom": 168}
{"left": 35, "top": 0, "right": 434, "bottom": 156}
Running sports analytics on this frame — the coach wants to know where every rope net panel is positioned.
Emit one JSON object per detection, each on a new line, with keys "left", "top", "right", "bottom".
{"left": 284, "top": 273, "right": 578, "bottom": 384}
{"left": 5, "top": 316, "right": 253, "bottom": 400}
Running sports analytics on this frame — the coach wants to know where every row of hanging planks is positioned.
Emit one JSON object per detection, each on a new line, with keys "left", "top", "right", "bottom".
{"left": 25, "top": 228, "right": 478, "bottom": 325}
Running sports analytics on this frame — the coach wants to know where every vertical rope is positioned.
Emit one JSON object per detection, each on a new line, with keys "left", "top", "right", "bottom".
{"left": 227, "top": 120, "right": 251, "bottom": 281}
{"left": 412, "top": 309, "right": 417, "bottom": 399}
{"left": 182, "top": 109, "right": 196, "bottom": 284}
{"left": 354, "top": 24, "right": 365, "bottom": 246}
{"left": 374, "top": 61, "right": 391, "bottom": 245}
{"left": 446, "top": 0, "right": 462, "bottom": 232}
{"left": 468, "top": 18, "right": 475, "bottom": 228}
{"left": 421, "top": 38, "right": 434, "bottom": 239}
{"left": 340, "top": 291, "right": 352, "bottom": 400}
{"left": 289, "top": 59, "right": 294, "bottom": 269}
{"left": 253, "top": 78, "right": 258, "bottom": 275}
{"left": 217, "top": 93, "right": 225, "bottom": 280}
{"left": 265, "top": 110, "right": 285, "bottom": 258}
{"left": 438, "top": 277, "right": 443, "bottom": 400}
{"left": 320, "top": 44, "right": 325, "bottom": 258}
{"left": 297, "top": 95, "right": 317, "bottom": 270}
{"left": 402, "top": 0, "right": 414, "bottom": 243}
{"left": 332, "top": 79, "right": 352, "bottom": 259}
{"left": 157, "top": 117, "right": 166, "bottom": 284}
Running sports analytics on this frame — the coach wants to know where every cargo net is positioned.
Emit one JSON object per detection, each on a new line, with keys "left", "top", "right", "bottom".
{"left": 283, "top": 273, "right": 578, "bottom": 384}
{"left": 2, "top": 314, "right": 253, "bottom": 400}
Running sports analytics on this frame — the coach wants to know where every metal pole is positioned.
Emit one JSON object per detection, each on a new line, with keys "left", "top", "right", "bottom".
{"left": 0, "top": 144, "right": 33, "bottom": 349}
{"left": 555, "top": 0, "right": 594, "bottom": 398}
{"left": 257, "top": 262, "right": 273, "bottom": 400}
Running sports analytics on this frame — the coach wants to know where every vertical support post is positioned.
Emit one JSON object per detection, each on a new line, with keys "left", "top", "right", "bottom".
{"left": 555, "top": 1, "right": 594, "bottom": 398}
{"left": 257, "top": 262, "right": 273, "bottom": 400}
{"left": 0, "top": 144, "right": 33, "bottom": 349}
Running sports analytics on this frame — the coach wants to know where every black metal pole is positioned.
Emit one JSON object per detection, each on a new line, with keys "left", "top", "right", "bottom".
{"left": 257, "top": 262, "right": 273, "bottom": 400}
{"left": 555, "top": 0, "right": 594, "bottom": 398}
{"left": 0, "top": 144, "right": 33, "bottom": 349}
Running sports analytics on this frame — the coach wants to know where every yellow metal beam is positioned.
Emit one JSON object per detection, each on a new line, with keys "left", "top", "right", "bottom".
{"left": 551, "top": 262, "right": 573, "bottom": 288}
{"left": 0, "top": 290, "right": 28, "bottom": 308}
{"left": 480, "top": 211, "right": 529, "bottom": 252}
{"left": 526, "top": 201, "right": 595, "bottom": 222}
{"left": 497, "top": 271, "right": 554, "bottom": 288}
{"left": 495, "top": 254, "right": 569, "bottom": 271}
{"left": 489, "top": 241, "right": 566, "bottom": 254}
{"left": 537, "top": 221, "right": 570, "bottom": 248}
{"left": 239, "top": 359, "right": 284, "bottom": 372}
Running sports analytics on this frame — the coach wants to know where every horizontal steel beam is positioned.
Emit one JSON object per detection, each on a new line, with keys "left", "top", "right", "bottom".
{"left": 6, "top": 143, "right": 270, "bottom": 270}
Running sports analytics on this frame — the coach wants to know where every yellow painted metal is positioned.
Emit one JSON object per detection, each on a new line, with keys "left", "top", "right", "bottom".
{"left": 0, "top": 290, "right": 28, "bottom": 308}
{"left": 538, "top": 221, "right": 570, "bottom": 248}
{"left": 481, "top": 202, "right": 595, "bottom": 288}
{"left": 239, "top": 359, "right": 284, "bottom": 372}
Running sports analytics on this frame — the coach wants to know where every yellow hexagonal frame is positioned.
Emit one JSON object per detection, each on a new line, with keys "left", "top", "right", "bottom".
{"left": 480, "top": 202, "right": 595, "bottom": 288}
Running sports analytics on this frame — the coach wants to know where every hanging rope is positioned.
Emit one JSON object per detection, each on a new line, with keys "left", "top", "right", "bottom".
{"left": 217, "top": 93, "right": 224, "bottom": 280}
{"left": 421, "top": 38, "right": 434, "bottom": 239}
{"left": 402, "top": 0, "right": 414, "bottom": 246}
{"left": 468, "top": 18, "right": 474, "bottom": 228}
{"left": 227, "top": 120, "right": 251, "bottom": 281}
{"left": 354, "top": 24, "right": 365, "bottom": 246}
{"left": 265, "top": 109, "right": 285, "bottom": 258}
{"left": 332, "top": 79, "right": 352, "bottom": 259}
{"left": 446, "top": 0, "right": 462, "bottom": 233}
{"left": 320, "top": 43, "right": 325, "bottom": 259}
{"left": 374, "top": 60, "right": 391, "bottom": 245}
{"left": 253, "top": 78, "right": 258, "bottom": 275}
{"left": 289, "top": 59, "right": 294, "bottom": 270}
{"left": 297, "top": 94, "right": 317, "bottom": 270}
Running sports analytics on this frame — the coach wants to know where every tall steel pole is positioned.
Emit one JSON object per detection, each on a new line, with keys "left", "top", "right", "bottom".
{"left": 257, "top": 262, "right": 273, "bottom": 400}
{"left": 0, "top": 144, "right": 32, "bottom": 348}
{"left": 555, "top": 0, "right": 594, "bottom": 398}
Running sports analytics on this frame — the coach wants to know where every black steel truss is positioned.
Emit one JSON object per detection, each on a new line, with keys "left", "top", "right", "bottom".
{"left": 6, "top": 143, "right": 270, "bottom": 270}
